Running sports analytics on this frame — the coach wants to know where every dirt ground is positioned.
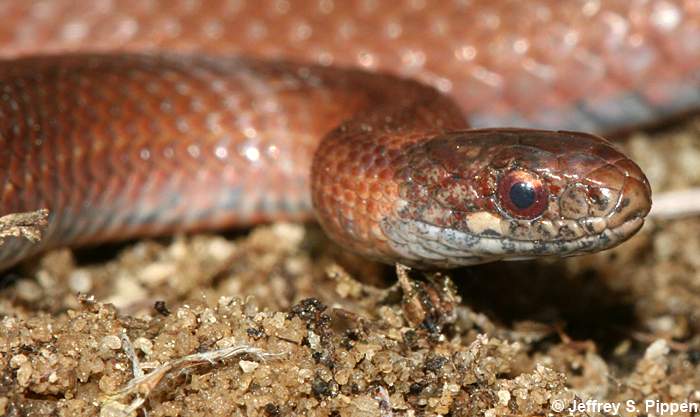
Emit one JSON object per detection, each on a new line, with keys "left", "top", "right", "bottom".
{"left": 2, "top": 118, "right": 700, "bottom": 417}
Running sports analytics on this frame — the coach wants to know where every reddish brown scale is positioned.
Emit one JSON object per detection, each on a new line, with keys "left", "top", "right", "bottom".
{"left": 548, "top": 183, "right": 563, "bottom": 195}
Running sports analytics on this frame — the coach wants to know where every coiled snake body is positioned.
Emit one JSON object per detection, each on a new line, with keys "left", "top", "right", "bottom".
{"left": 1, "top": 0, "right": 695, "bottom": 269}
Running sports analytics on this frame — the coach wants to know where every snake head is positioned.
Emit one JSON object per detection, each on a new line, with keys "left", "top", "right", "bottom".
{"left": 386, "top": 128, "right": 651, "bottom": 268}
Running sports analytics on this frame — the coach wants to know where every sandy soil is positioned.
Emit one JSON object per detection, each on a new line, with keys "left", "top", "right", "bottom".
{"left": 1, "top": 118, "right": 700, "bottom": 416}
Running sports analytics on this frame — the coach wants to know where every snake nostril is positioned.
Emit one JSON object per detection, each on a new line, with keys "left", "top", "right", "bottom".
{"left": 588, "top": 186, "right": 618, "bottom": 217}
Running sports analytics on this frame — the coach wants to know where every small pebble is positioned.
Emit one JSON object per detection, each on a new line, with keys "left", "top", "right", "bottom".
{"left": 239, "top": 360, "right": 259, "bottom": 373}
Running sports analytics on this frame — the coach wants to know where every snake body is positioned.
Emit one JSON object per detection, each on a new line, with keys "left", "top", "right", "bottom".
{"left": 1, "top": 0, "right": 694, "bottom": 269}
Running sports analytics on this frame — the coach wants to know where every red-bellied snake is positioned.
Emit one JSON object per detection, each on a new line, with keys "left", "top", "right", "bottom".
{"left": 1, "top": 0, "right": 697, "bottom": 269}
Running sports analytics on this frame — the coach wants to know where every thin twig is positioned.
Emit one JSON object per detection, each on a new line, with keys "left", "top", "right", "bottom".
{"left": 101, "top": 332, "right": 284, "bottom": 416}
{"left": 649, "top": 188, "right": 700, "bottom": 219}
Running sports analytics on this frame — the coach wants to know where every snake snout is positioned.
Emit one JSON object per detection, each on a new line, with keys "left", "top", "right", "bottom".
{"left": 560, "top": 159, "right": 651, "bottom": 225}
{"left": 610, "top": 159, "right": 652, "bottom": 225}
{"left": 601, "top": 157, "right": 652, "bottom": 244}
{"left": 550, "top": 131, "right": 651, "bottom": 242}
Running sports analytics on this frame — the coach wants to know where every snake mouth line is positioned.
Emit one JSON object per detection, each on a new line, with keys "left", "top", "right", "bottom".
{"left": 383, "top": 215, "right": 646, "bottom": 268}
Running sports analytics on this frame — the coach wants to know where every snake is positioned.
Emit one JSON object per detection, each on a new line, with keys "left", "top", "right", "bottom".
{"left": 1, "top": 0, "right": 696, "bottom": 270}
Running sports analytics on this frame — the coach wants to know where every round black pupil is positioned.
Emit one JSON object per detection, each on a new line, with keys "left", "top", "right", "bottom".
{"left": 509, "top": 182, "right": 536, "bottom": 209}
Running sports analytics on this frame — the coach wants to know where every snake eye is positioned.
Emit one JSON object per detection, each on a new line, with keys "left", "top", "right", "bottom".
{"left": 497, "top": 170, "right": 548, "bottom": 219}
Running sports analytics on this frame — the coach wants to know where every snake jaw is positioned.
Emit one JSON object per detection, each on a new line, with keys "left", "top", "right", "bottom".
{"left": 382, "top": 208, "right": 647, "bottom": 268}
